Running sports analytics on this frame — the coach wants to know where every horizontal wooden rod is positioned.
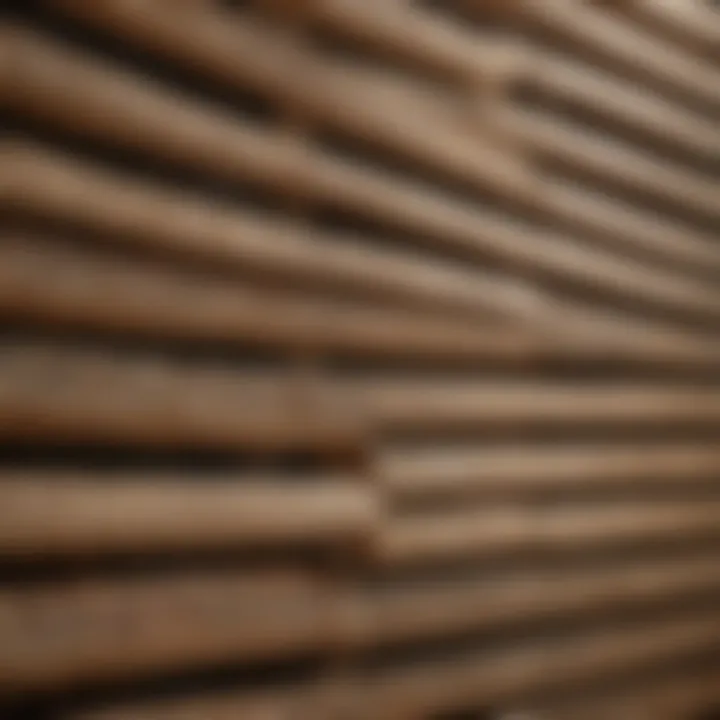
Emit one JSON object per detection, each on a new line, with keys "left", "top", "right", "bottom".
{"left": 0, "top": 341, "right": 363, "bottom": 452}
{"left": 0, "top": 472, "right": 377, "bottom": 557}
{"left": 542, "top": 664, "right": 720, "bottom": 720}
{"left": 356, "top": 378, "right": 720, "bottom": 432}
{"left": 380, "top": 443, "right": 720, "bottom": 500}
{"left": 475, "top": 0, "right": 720, "bottom": 113}
{"left": 540, "top": 179, "right": 720, "bottom": 280}
{"left": 0, "top": 232, "right": 537, "bottom": 366}
{"left": 17, "top": 16, "right": 720, "bottom": 332}
{"left": 514, "top": 108, "right": 720, "bottom": 226}
{"left": 378, "top": 499, "right": 720, "bottom": 565}
{"left": 0, "top": 568, "right": 330, "bottom": 693}
{"left": 3, "top": 138, "right": 718, "bottom": 356}
{"left": 367, "top": 611, "right": 720, "bottom": 718}
{"left": 4, "top": 552, "right": 720, "bottom": 692}
{"left": 524, "top": 44, "right": 720, "bottom": 162}
{"left": 47, "top": 3, "right": 532, "bottom": 200}
{"left": 606, "top": 0, "right": 720, "bottom": 63}
{"left": 303, "top": 0, "right": 520, "bottom": 85}
{"left": 0, "top": 139, "right": 536, "bottom": 328}
{"left": 4, "top": 232, "right": 718, "bottom": 370}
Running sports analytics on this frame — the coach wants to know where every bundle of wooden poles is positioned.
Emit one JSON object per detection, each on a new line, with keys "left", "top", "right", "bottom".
{"left": 1, "top": 1, "right": 719, "bottom": 718}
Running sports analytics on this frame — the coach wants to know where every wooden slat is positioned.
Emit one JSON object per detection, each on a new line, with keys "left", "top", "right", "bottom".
{"left": 70, "top": 685, "right": 323, "bottom": 720}
{"left": 5, "top": 551, "right": 720, "bottom": 693}
{"left": 515, "top": 108, "right": 720, "bottom": 225}
{"left": 543, "top": 665, "right": 720, "bottom": 720}
{"left": 367, "top": 552, "right": 720, "bottom": 647}
{"left": 0, "top": 232, "right": 538, "bottom": 365}
{"left": 482, "top": 0, "right": 720, "bottom": 112}
{"left": 5, "top": 23, "right": 718, "bottom": 336}
{"left": 381, "top": 443, "right": 720, "bottom": 500}
{"left": 378, "top": 500, "right": 720, "bottom": 565}
{"left": 48, "top": 2, "right": 532, "bottom": 199}
{"left": 0, "top": 342, "right": 362, "bottom": 452}
{"left": 357, "top": 378, "right": 720, "bottom": 432}
{"left": 367, "top": 612, "right": 720, "bottom": 718}
{"left": 0, "top": 569, "right": 331, "bottom": 692}
{"left": 4, "top": 137, "right": 720, "bottom": 354}
{"left": 0, "top": 471, "right": 376, "bottom": 557}
{"left": 303, "top": 0, "right": 520, "bottom": 84}
{"left": 540, "top": 179, "right": 720, "bottom": 279}
{"left": 525, "top": 43, "right": 720, "bottom": 161}
{"left": 607, "top": 0, "right": 720, "bottom": 61}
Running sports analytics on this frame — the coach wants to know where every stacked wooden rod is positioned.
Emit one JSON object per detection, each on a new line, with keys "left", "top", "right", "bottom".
{"left": 1, "top": 1, "right": 719, "bottom": 718}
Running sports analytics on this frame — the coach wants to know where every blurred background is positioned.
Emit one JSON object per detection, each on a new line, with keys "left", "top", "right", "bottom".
{"left": 1, "top": 1, "right": 719, "bottom": 718}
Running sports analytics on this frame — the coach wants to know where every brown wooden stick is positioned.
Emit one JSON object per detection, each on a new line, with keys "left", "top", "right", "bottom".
{"left": 513, "top": 108, "right": 720, "bottom": 225}
{"left": 380, "top": 443, "right": 720, "bottom": 500}
{"left": 378, "top": 499, "right": 720, "bottom": 565}
{"left": 524, "top": 44, "right": 720, "bottom": 162}
{"left": 0, "top": 232, "right": 537, "bottom": 365}
{"left": 357, "top": 378, "right": 720, "bottom": 432}
{"left": 0, "top": 569, "right": 331, "bottom": 693}
{"left": 7, "top": 21, "right": 719, "bottom": 337}
{"left": 3, "top": 137, "right": 718, "bottom": 354}
{"left": 0, "top": 341, "right": 363, "bottom": 452}
{"left": 473, "top": 0, "right": 720, "bottom": 112}
{"left": 0, "top": 472, "right": 377, "bottom": 557}
{"left": 366, "top": 612, "right": 720, "bottom": 718}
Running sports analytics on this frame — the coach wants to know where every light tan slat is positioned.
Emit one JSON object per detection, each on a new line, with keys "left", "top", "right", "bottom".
{"left": 608, "top": 0, "right": 720, "bottom": 62}
{"left": 368, "top": 553, "right": 720, "bottom": 646}
{"left": 541, "top": 179, "right": 720, "bottom": 278}
{"left": 544, "top": 665, "right": 720, "bottom": 720}
{"left": 5, "top": 235, "right": 719, "bottom": 372}
{"left": 515, "top": 108, "right": 720, "bottom": 225}
{"left": 357, "top": 378, "right": 720, "bottom": 432}
{"left": 381, "top": 443, "right": 720, "bottom": 500}
{"left": 4, "top": 139, "right": 719, "bottom": 355}
{"left": 0, "top": 472, "right": 376, "bottom": 557}
{"left": 6, "top": 24, "right": 720, "bottom": 338}
{"left": 527, "top": 44, "right": 720, "bottom": 161}
{"left": 0, "top": 232, "right": 539, "bottom": 365}
{"left": 378, "top": 500, "right": 720, "bottom": 565}
{"left": 304, "top": 0, "right": 519, "bottom": 84}
{"left": 49, "top": 1, "right": 532, "bottom": 199}
{"left": 0, "top": 569, "right": 332, "bottom": 692}
{"left": 70, "top": 685, "right": 323, "bottom": 720}
{"left": 0, "top": 342, "right": 362, "bottom": 452}
{"left": 486, "top": 0, "right": 720, "bottom": 111}
{"left": 367, "top": 612, "right": 720, "bottom": 718}
{"left": 0, "top": 139, "right": 527, "bottom": 325}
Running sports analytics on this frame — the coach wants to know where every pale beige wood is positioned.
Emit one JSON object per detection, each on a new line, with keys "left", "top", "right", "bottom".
{"left": 526, "top": 44, "right": 720, "bottom": 161}
{"left": 357, "top": 378, "right": 720, "bottom": 431}
{"left": 379, "top": 500, "right": 720, "bottom": 565}
{"left": 607, "top": 0, "right": 720, "bottom": 62}
{"left": 514, "top": 108, "right": 720, "bottom": 225}
{"left": 0, "top": 472, "right": 376, "bottom": 557}
{"left": 381, "top": 443, "right": 720, "bottom": 499}
{"left": 481, "top": 0, "right": 720, "bottom": 111}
